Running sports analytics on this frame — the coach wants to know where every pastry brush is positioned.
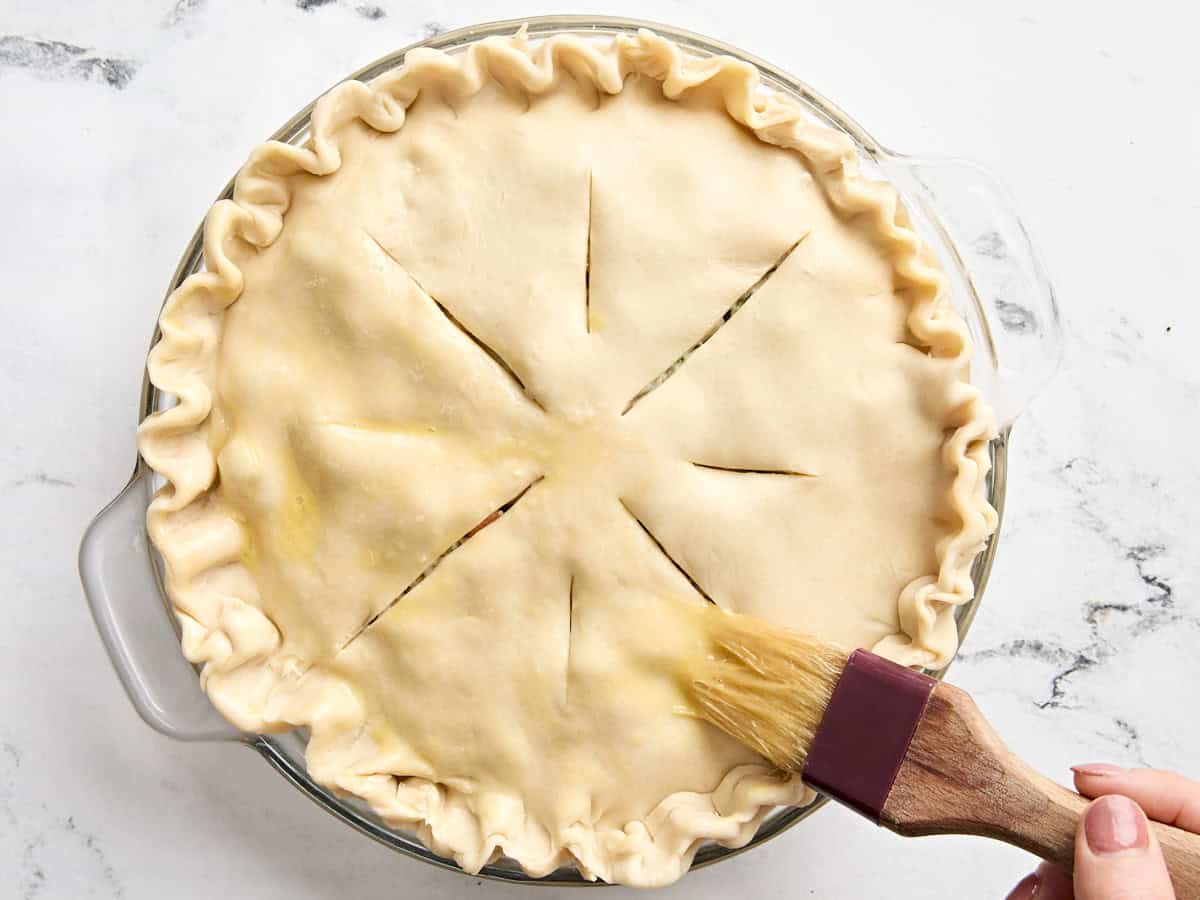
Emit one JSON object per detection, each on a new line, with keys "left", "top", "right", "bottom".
{"left": 685, "top": 607, "right": 1200, "bottom": 892}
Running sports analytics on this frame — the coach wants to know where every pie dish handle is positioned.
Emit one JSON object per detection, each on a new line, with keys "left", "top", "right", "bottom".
{"left": 79, "top": 470, "right": 242, "bottom": 742}
{"left": 883, "top": 156, "right": 1064, "bottom": 428}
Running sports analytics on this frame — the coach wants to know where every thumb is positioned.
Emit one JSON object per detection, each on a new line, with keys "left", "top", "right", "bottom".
{"left": 1074, "top": 794, "right": 1176, "bottom": 899}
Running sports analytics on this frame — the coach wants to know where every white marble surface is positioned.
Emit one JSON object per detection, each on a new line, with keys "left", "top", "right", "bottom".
{"left": 3, "top": 0, "right": 1198, "bottom": 896}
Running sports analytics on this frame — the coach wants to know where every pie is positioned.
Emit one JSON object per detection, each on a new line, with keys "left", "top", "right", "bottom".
{"left": 138, "top": 28, "right": 997, "bottom": 886}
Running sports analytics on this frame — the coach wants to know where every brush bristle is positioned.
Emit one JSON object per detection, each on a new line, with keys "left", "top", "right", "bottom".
{"left": 685, "top": 607, "right": 849, "bottom": 773}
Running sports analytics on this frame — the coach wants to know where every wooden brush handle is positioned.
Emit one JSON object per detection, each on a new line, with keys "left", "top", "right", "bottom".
{"left": 879, "top": 683, "right": 1200, "bottom": 895}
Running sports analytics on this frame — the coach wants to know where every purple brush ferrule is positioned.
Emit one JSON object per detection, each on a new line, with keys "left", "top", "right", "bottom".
{"left": 801, "top": 649, "right": 937, "bottom": 822}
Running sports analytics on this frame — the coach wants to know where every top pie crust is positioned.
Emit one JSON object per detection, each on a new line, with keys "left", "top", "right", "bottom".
{"left": 138, "top": 29, "right": 997, "bottom": 886}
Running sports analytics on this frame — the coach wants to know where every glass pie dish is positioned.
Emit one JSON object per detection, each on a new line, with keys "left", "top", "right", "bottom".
{"left": 78, "top": 15, "right": 1062, "bottom": 885}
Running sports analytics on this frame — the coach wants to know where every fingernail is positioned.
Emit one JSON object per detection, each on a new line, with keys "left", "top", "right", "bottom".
{"left": 1071, "top": 762, "right": 1124, "bottom": 777}
{"left": 1005, "top": 871, "right": 1040, "bottom": 900}
{"left": 1085, "top": 795, "right": 1149, "bottom": 854}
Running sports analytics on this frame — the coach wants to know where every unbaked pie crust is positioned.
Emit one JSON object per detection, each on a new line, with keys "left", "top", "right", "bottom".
{"left": 139, "top": 29, "right": 997, "bottom": 886}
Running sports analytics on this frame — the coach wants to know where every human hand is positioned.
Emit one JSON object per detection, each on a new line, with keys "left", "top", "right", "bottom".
{"left": 1006, "top": 765, "right": 1200, "bottom": 899}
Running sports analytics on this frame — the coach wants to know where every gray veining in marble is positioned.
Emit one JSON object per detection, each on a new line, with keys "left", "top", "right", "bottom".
{"left": 0, "top": 35, "right": 139, "bottom": 89}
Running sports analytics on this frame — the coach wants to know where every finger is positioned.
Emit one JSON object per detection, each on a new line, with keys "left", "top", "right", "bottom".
{"left": 1004, "top": 862, "right": 1075, "bottom": 900}
{"left": 1005, "top": 871, "right": 1039, "bottom": 900}
{"left": 1035, "top": 860, "right": 1075, "bottom": 899}
{"left": 1072, "top": 765, "right": 1200, "bottom": 832}
{"left": 1073, "top": 795, "right": 1175, "bottom": 900}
